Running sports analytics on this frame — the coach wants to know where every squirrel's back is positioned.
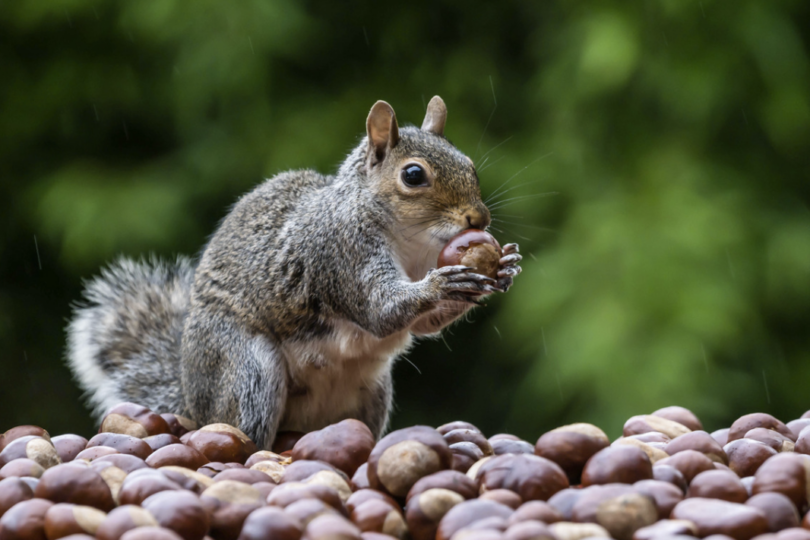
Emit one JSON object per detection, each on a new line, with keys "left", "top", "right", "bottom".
{"left": 67, "top": 256, "right": 194, "bottom": 419}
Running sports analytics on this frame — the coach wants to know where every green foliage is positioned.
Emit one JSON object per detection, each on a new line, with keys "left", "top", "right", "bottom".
{"left": 1, "top": 0, "right": 809, "bottom": 439}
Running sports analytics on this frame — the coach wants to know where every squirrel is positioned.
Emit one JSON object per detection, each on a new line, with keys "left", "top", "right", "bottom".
{"left": 67, "top": 96, "right": 523, "bottom": 449}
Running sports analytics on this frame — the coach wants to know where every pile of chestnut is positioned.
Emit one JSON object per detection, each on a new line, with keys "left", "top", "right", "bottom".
{"left": 1, "top": 404, "right": 810, "bottom": 540}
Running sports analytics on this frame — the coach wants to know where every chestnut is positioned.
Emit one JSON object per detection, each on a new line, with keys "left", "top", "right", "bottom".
{"left": 159, "top": 414, "right": 197, "bottom": 438}
{"left": 159, "top": 466, "right": 215, "bottom": 493}
{"left": 86, "top": 433, "right": 152, "bottom": 460}
{"left": 245, "top": 451, "right": 288, "bottom": 468}
{"left": 504, "top": 520, "right": 554, "bottom": 540}
{"left": 632, "top": 519, "right": 698, "bottom": 540}
{"left": 1, "top": 426, "right": 51, "bottom": 451}
{"left": 727, "top": 414, "right": 795, "bottom": 444}
{"left": 237, "top": 506, "right": 302, "bottom": 540}
{"left": 350, "top": 499, "right": 407, "bottom": 539}
{"left": 688, "top": 469, "right": 748, "bottom": 503}
{"left": 93, "top": 454, "right": 148, "bottom": 474}
{"left": 118, "top": 469, "right": 182, "bottom": 506}
{"left": 143, "top": 434, "right": 183, "bottom": 452}
{"left": 120, "top": 527, "right": 184, "bottom": 540}
{"left": 51, "top": 435, "right": 88, "bottom": 463}
{"left": 302, "top": 514, "right": 362, "bottom": 540}
{"left": 437, "top": 422, "right": 481, "bottom": 436}
{"left": 633, "top": 479, "right": 684, "bottom": 519}
{"left": 406, "top": 488, "right": 465, "bottom": 540}
{"left": 466, "top": 458, "right": 493, "bottom": 482}
{"left": 214, "top": 469, "right": 272, "bottom": 485}
{"left": 443, "top": 431, "right": 492, "bottom": 457}
{"left": 656, "top": 449, "right": 715, "bottom": 484}
{"left": 593, "top": 492, "right": 658, "bottom": 540}
{"left": 435, "top": 500, "right": 513, "bottom": 540}
{"left": 0, "top": 436, "right": 61, "bottom": 470}
{"left": 652, "top": 406, "right": 703, "bottom": 432}
{"left": 611, "top": 438, "right": 669, "bottom": 465}
{"left": 367, "top": 427, "right": 451, "bottom": 498}
{"left": 352, "top": 463, "right": 371, "bottom": 491}
{"left": 274, "top": 432, "right": 306, "bottom": 454}
{"left": 787, "top": 420, "right": 810, "bottom": 440}
{"left": 247, "top": 461, "right": 286, "bottom": 483}
{"left": 671, "top": 498, "right": 769, "bottom": 540}
{"left": 90, "top": 460, "right": 128, "bottom": 504}
{"left": 752, "top": 453, "right": 810, "bottom": 513}
{"left": 44, "top": 503, "right": 107, "bottom": 538}
{"left": 490, "top": 440, "right": 535, "bottom": 456}
{"left": 623, "top": 415, "right": 691, "bottom": 440}
{"left": 347, "top": 489, "right": 401, "bottom": 516}
{"left": 795, "top": 426, "right": 810, "bottom": 456}
{"left": 282, "top": 461, "right": 352, "bottom": 503}
{"left": 479, "top": 490, "right": 522, "bottom": 509}
{"left": 284, "top": 498, "right": 340, "bottom": 526}
{"left": 267, "top": 482, "right": 345, "bottom": 513}
{"left": 437, "top": 229, "right": 502, "bottom": 280}
{"left": 506, "top": 501, "right": 562, "bottom": 526}
{"left": 713, "top": 429, "right": 732, "bottom": 447}
{"left": 546, "top": 488, "right": 588, "bottom": 521}
{"left": 581, "top": 446, "right": 653, "bottom": 486}
{"left": 724, "top": 439, "right": 778, "bottom": 478}
{"left": 146, "top": 444, "right": 209, "bottom": 470}
{"left": 652, "top": 464, "right": 688, "bottom": 493}
{"left": 142, "top": 490, "right": 211, "bottom": 540}
{"left": 75, "top": 446, "right": 119, "bottom": 461}
{"left": 35, "top": 462, "right": 116, "bottom": 511}
{"left": 450, "top": 442, "right": 485, "bottom": 473}
{"left": 185, "top": 424, "right": 258, "bottom": 465}
{"left": 0, "top": 459, "right": 45, "bottom": 480}
{"left": 547, "top": 522, "right": 610, "bottom": 540}
{"left": 0, "top": 498, "right": 53, "bottom": 540}
{"left": 535, "top": 424, "right": 610, "bottom": 484}
{"left": 475, "top": 454, "right": 568, "bottom": 502}
{"left": 666, "top": 431, "right": 729, "bottom": 464}
{"left": 95, "top": 505, "right": 159, "bottom": 540}
{"left": 292, "top": 420, "right": 375, "bottom": 477}
{"left": 0, "top": 477, "right": 34, "bottom": 518}
{"left": 100, "top": 403, "right": 171, "bottom": 438}
{"left": 200, "top": 480, "right": 266, "bottom": 540}
{"left": 745, "top": 428, "right": 795, "bottom": 453}
{"left": 406, "top": 470, "right": 478, "bottom": 504}
{"left": 745, "top": 492, "right": 800, "bottom": 532}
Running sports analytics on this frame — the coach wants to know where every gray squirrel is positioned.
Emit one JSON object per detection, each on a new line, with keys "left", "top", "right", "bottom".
{"left": 67, "top": 96, "right": 522, "bottom": 449}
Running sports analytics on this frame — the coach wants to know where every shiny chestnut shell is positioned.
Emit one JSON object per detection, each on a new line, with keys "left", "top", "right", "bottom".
{"left": 437, "top": 229, "right": 502, "bottom": 280}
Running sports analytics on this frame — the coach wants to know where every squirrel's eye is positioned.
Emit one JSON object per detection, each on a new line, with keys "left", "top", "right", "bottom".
{"left": 401, "top": 164, "right": 428, "bottom": 187}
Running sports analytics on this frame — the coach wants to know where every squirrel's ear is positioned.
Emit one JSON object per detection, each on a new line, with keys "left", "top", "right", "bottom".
{"left": 366, "top": 101, "right": 400, "bottom": 165}
{"left": 421, "top": 96, "right": 447, "bottom": 136}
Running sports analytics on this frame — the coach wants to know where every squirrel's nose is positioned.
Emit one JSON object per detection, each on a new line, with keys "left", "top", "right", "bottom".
{"left": 465, "top": 209, "right": 490, "bottom": 230}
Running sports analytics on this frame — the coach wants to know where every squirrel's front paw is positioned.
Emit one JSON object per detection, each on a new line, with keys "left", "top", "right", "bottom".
{"left": 428, "top": 265, "right": 499, "bottom": 305}
{"left": 497, "top": 243, "right": 523, "bottom": 292}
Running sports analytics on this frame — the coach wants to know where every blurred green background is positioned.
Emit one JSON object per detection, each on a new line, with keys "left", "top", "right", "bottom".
{"left": 1, "top": 0, "right": 809, "bottom": 442}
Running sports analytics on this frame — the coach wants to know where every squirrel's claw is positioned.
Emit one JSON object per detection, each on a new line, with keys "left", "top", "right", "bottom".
{"left": 494, "top": 243, "right": 522, "bottom": 293}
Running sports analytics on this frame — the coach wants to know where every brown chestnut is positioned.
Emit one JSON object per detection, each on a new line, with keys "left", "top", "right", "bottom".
{"left": 581, "top": 446, "right": 653, "bottom": 486}
{"left": 406, "top": 470, "right": 478, "bottom": 504}
{"left": 504, "top": 520, "right": 554, "bottom": 540}
{"left": 118, "top": 469, "right": 181, "bottom": 506}
{"left": 652, "top": 464, "right": 688, "bottom": 493}
{"left": 266, "top": 482, "right": 345, "bottom": 513}
{"left": 350, "top": 499, "right": 407, "bottom": 539}
{"left": 35, "top": 463, "right": 116, "bottom": 511}
{"left": 1, "top": 426, "right": 51, "bottom": 451}
{"left": 142, "top": 490, "right": 211, "bottom": 540}
{"left": 346, "top": 489, "right": 400, "bottom": 516}
{"left": 611, "top": 438, "right": 669, "bottom": 465}
{"left": 490, "top": 440, "right": 535, "bottom": 456}
{"left": 100, "top": 403, "right": 171, "bottom": 438}
{"left": 713, "top": 429, "right": 731, "bottom": 447}
{"left": 367, "top": 427, "right": 451, "bottom": 498}
{"left": 214, "top": 469, "right": 272, "bottom": 485}
{"left": 96, "top": 505, "right": 159, "bottom": 540}
{"left": 670, "top": 498, "right": 769, "bottom": 540}
{"left": 245, "top": 451, "right": 289, "bottom": 468}
{"left": 185, "top": 425, "right": 257, "bottom": 465}
{"left": 143, "top": 434, "right": 183, "bottom": 452}
{"left": 633, "top": 479, "right": 684, "bottom": 519}
{"left": 506, "top": 501, "right": 562, "bottom": 526}
{"left": 535, "top": 424, "right": 609, "bottom": 484}
{"left": 437, "top": 422, "right": 482, "bottom": 436}
{"left": 666, "top": 431, "right": 729, "bottom": 464}
{"left": 745, "top": 492, "right": 800, "bottom": 532}
{"left": 438, "top": 229, "right": 502, "bottom": 280}
{"left": 787, "top": 420, "right": 810, "bottom": 440}
{"left": 745, "top": 428, "right": 795, "bottom": 453}
{"left": 159, "top": 414, "right": 197, "bottom": 438}
{"left": 75, "top": 446, "right": 119, "bottom": 461}
{"left": 794, "top": 426, "right": 810, "bottom": 456}
{"left": 0, "top": 477, "right": 34, "bottom": 518}
{"left": 475, "top": 454, "right": 568, "bottom": 502}
{"left": 284, "top": 498, "right": 340, "bottom": 526}
{"left": 86, "top": 433, "right": 152, "bottom": 460}
{"left": 0, "top": 459, "right": 45, "bottom": 481}
{"left": 44, "top": 503, "right": 107, "bottom": 538}
{"left": 450, "top": 442, "right": 485, "bottom": 473}
{"left": 146, "top": 444, "right": 209, "bottom": 470}
{"left": 656, "top": 449, "right": 715, "bottom": 484}
{"left": 406, "top": 488, "right": 465, "bottom": 540}
{"left": 0, "top": 498, "right": 53, "bottom": 540}
{"left": 352, "top": 463, "right": 371, "bottom": 491}
{"left": 546, "top": 488, "right": 587, "bottom": 521}
{"left": 632, "top": 519, "right": 698, "bottom": 540}
{"left": 725, "top": 439, "right": 778, "bottom": 478}
{"left": 547, "top": 522, "right": 610, "bottom": 540}
{"left": 727, "top": 414, "right": 795, "bottom": 444}
{"left": 479, "top": 489, "right": 522, "bottom": 509}
{"left": 51, "top": 435, "right": 88, "bottom": 463}
{"left": 443, "top": 431, "right": 492, "bottom": 457}
{"left": 688, "top": 469, "right": 748, "bottom": 503}
{"left": 623, "top": 415, "right": 691, "bottom": 439}
{"left": 282, "top": 460, "right": 352, "bottom": 503}
{"left": 302, "top": 514, "right": 362, "bottom": 540}
{"left": 652, "top": 406, "right": 703, "bottom": 432}
{"left": 752, "top": 453, "right": 810, "bottom": 513}
{"left": 435, "top": 499, "right": 513, "bottom": 540}
{"left": 93, "top": 454, "right": 148, "bottom": 474}
{"left": 200, "top": 480, "right": 265, "bottom": 540}
{"left": 0, "top": 436, "right": 61, "bottom": 470}
{"left": 237, "top": 506, "right": 302, "bottom": 540}
{"left": 292, "top": 420, "right": 375, "bottom": 477}
{"left": 593, "top": 492, "right": 658, "bottom": 540}
{"left": 120, "top": 527, "right": 184, "bottom": 540}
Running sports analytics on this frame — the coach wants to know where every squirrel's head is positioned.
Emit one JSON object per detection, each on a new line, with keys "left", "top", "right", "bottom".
{"left": 363, "top": 97, "right": 491, "bottom": 278}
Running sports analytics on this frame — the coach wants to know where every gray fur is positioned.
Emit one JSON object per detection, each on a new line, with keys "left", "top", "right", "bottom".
{"left": 67, "top": 98, "right": 522, "bottom": 449}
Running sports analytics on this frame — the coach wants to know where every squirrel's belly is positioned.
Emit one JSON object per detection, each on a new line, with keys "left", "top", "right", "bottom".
{"left": 279, "top": 323, "right": 411, "bottom": 432}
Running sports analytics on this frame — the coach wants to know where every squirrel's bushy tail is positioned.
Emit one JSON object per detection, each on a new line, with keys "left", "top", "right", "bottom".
{"left": 67, "top": 256, "right": 194, "bottom": 421}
